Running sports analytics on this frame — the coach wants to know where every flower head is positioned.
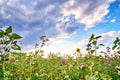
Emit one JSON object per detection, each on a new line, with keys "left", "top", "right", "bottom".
{"left": 5, "top": 47, "right": 10, "bottom": 52}
{"left": 62, "top": 59, "right": 66, "bottom": 65}
{"left": 40, "top": 35, "right": 46, "bottom": 40}
{"left": 87, "top": 43, "right": 91, "bottom": 47}
{"left": 60, "top": 64, "right": 62, "bottom": 66}
{"left": 76, "top": 48, "right": 80, "bottom": 53}
{"left": 11, "top": 40, "right": 17, "bottom": 44}
{"left": 0, "top": 40, "right": 5, "bottom": 44}
{"left": 78, "top": 63, "right": 85, "bottom": 69}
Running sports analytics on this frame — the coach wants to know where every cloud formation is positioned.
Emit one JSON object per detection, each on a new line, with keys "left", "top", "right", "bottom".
{"left": 0, "top": 0, "right": 117, "bottom": 54}
{"left": 0, "top": 0, "right": 115, "bottom": 37}
{"left": 61, "top": 0, "right": 115, "bottom": 30}
{"left": 110, "top": 19, "right": 116, "bottom": 22}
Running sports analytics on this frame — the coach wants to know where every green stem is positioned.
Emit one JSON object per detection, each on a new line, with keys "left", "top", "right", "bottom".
{"left": 94, "top": 42, "right": 96, "bottom": 56}
{"left": 2, "top": 52, "right": 6, "bottom": 80}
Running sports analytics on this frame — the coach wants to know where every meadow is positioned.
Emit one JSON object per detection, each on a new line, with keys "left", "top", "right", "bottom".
{"left": 0, "top": 26, "right": 120, "bottom": 80}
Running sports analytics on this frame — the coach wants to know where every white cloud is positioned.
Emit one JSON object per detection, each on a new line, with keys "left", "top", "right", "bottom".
{"left": 0, "top": 26, "right": 8, "bottom": 30}
{"left": 0, "top": 0, "right": 118, "bottom": 57}
{"left": 23, "top": 30, "right": 120, "bottom": 57}
{"left": 110, "top": 19, "right": 116, "bottom": 23}
{"left": 72, "top": 30, "right": 120, "bottom": 55}
{"left": 61, "top": 0, "right": 115, "bottom": 30}
{"left": 99, "top": 31, "right": 120, "bottom": 44}
{"left": 0, "top": 0, "right": 116, "bottom": 40}
{"left": 0, "top": 0, "right": 6, "bottom": 5}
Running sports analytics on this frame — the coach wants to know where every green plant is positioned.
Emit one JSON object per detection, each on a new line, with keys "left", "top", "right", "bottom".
{"left": 86, "top": 34, "right": 104, "bottom": 55}
{"left": 0, "top": 26, "right": 120, "bottom": 80}
{"left": 34, "top": 35, "right": 49, "bottom": 56}
{"left": 112, "top": 37, "right": 120, "bottom": 54}
{"left": 0, "top": 26, "right": 22, "bottom": 79}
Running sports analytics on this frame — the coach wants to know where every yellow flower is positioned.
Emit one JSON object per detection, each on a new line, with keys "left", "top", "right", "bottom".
{"left": 76, "top": 48, "right": 81, "bottom": 53}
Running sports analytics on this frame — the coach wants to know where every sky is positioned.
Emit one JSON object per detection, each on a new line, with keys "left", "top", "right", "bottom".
{"left": 0, "top": 0, "right": 120, "bottom": 56}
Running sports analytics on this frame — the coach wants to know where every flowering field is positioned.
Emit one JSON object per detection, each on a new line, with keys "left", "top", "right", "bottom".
{"left": 0, "top": 26, "right": 120, "bottom": 80}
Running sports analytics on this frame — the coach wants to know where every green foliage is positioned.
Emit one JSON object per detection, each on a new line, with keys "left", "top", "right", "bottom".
{"left": 0, "top": 26, "right": 22, "bottom": 53}
{"left": 112, "top": 37, "right": 120, "bottom": 54}
{"left": 87, "top": 34, "right": 104, "bottom": 55}
{"left": 1, "top": 53, "right": 119, "bottom": 80}
{"left": 9, "top": 33, "right": 22, "bottom": 40}
{"left": 5, "top": 26, "right": 12, "bottom": 35}
{"left": 34, "top": 35, "right": 49, "bottom": 56}
{"left": 0, "top": 26, "right": 22, "bottom": 80}
{"left": 0, "top": 30, "right": 4, "bottom": 38}
{"left": 0, "top": 26, "right": 120, "bottom": 80}
{"left": 11, "top": 44, "right": 21, "bottom": 50}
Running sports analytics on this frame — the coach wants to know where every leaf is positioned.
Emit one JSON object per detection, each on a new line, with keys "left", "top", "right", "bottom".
{"left": 117, "top": 51, "right": 120, "bottom": 54}
{"left": 9, "top": 33, "right": 22, "bottom": 39}
{"left": 5, "top": 40, "right": 11, "bottom": 45}
{"left": 118, "top": 42, "right": 120, "bottom": 45}
{"left": 90, "top": 50, "right": 95, "bottom": 54}
{"left": 5, "top": 26, "right": 12, "bottom": 34}
{"left": 114, "top": 37, "right": 119, "bottom": 45}
{"left": 95, "top": 35, "right": 102, "bottom": 39}
{"left": 89, "top": 34, "right": 94, "bottom": 42}
{"left": 100, "top": 51, "right": 107, "bottom": 54}
{"left": 112, "top": 45, "right": 117, "bottom": 50}
{"left": 99, "top": 44, "right": 104, "bottom": 46}
{"left": 92, "top": 41, "right": 97, "bottom": 45}
{"left": 86, "top": 48, "right": 90, "bottom": 51}
{"left": 116, "top": 37, "right": 119, "bottom": 41}
{"left": 11, "top": 44, "right": 21, "bottom": 50}
{"left": 114, "top": 40, "right": 117, "bottom": 45}
{"left": 0, "top": 30, "right": 4, "bottom": 38}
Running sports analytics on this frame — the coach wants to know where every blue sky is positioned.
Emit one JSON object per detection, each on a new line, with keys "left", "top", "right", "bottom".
{"left": 0, "top": 0, "right": 120, "bottom": 56}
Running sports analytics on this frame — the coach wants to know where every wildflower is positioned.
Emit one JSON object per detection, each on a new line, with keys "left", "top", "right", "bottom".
{"left": 106, "top": 46, "right": 111, "bottom": 53}
{"left": 62, "top": 59, "right": 66, "bottom": 65}
{"left": 11, "top": 40, "right": 17, "bottom": 44}
{"left": 78, "top": 63, "right": 85, "bottom": 69}
{"left": 40, "top": 35, "right": 46, "bottom": 40}
{"left": 0, "top": 40, "right": 5, "bottom": 44}
{"left": 60, "top": 64, "right": 62, "bottom": 66}
{"left": 34, "top": 43, "right": 39, "bottom": 48}
{"left": 87, "top": 43, "right": 91, "bottom": 47}
{"left": 5, "top": 47, "right": 10, "bottom": 52}
{"left": 76, "top": 48, "right": 80, "bottom": 53}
